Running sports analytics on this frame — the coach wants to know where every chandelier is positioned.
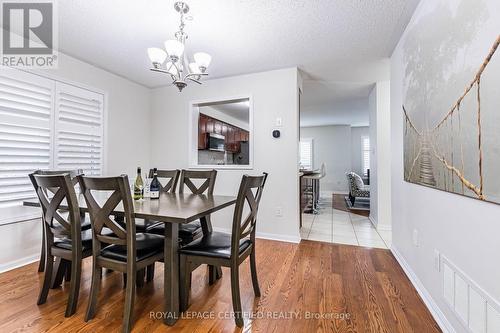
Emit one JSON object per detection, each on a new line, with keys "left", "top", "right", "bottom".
{"left": 147, "top": 1, "right": 211, "bottom": 92}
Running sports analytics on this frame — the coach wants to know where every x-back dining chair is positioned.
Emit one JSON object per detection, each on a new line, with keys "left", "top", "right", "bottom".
{"left": 29, "top": 172, "right": 88, "bottom": 317}
{"left": 179, "top": 172, "right": 268, "bottom": 327}
{"left": 179, "top": 169, "right": 217, "bottom": 243}
{"left": 32, "top": 169, "right": 86, "bottom": 273}
{"left": 179, "top": 169, "right": 222, "bottom": 283}
{"left": 78, "top": 175, "right": 165, "bottom": 333}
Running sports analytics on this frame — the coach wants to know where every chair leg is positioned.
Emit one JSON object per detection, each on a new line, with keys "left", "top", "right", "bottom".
{"left": 250, "top": 248, "right": 261, "bottom": 297}
{"left": 123, "top": 268, "right": 136, "bottom": 333}
{"left": 146, "top": 264, "right": 155, "bottom": 282}
{"left": 65, "top": 259, "right": 81, "bottom": 317}
{"left": 38, "top": 227, "right": 46, "bottom": 272}
{"left": 51, "top": 258, "right": 66, "bottom": 289}
{"left": 136, "top": 269, "right": 145, "bottom": 288}
{"left": 179, "top": 256, "right": 190, "bottom": 312}
{"left": 208, "top": 265, "right": 223, "bottom": 285}
{"left": 37, "top": 254, "right": 54, "bottom": 305}
{"left": 122, "top": 273, "right": 127, "bottom": 289}
{"left": 230, "top": 266, "right": 244, "bottom": 327}
{"left": 85, "top": 264, "right": 102, "bottom": 321}
{"left": 349, "top": 194, "right": 355, "bottom": 205}
{"left": 208, "top": 265, "right": 216, "bottom": 285}
{"left": 65, "top": 261, "right": 72, "bottom": 282}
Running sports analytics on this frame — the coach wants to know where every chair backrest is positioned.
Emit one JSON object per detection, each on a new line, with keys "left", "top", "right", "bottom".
{"left": 231, "top": 173, "right": 268, "bottom": 258}
{"left": 148, "top": 169, "right": 180, "bottom": 193}
{"left": 346, "top": 172, "right": 364, "bottom": 191}
{"left": 78, "top": 175, "right": 135, "bottom": 251}
{"left": 178, "top": 169, "right": 217, "bottom": 195}
{"left": 29, "top": 173, "right": 82, "bottom": 245}
{"left": 32, "top": 169, "right": 83, "bottom": 191}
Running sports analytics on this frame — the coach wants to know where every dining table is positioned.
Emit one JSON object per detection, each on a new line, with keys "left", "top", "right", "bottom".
{"left": 24, "top": 191, "right": 237, "bottom": 326}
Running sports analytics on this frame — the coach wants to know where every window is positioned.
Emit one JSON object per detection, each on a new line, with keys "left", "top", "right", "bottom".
{"left": 189, "top": 96, "right": 253, "bottom": 169}
{"left": 361, "top": 136, "right": 370, "bottom": 176}
{"left": 299, "top": 138, "right": 313, "bottom": 170}
{"left": 0, "top": 69, "right": 104, "bottom": 209}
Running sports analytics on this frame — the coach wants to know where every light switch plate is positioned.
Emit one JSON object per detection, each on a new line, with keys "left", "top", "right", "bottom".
{"left": 276, "top": 117, "right": 282, "bottom": 127}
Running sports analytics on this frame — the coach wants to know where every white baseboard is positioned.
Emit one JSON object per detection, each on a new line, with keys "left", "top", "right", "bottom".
{"left": 0, "top": 253, "right": 39, "bottom": 274}
{"left": 391, "top": 246, "right": 456, "bottom": 333}
{"left": 213, "top": 227, "right": 300, "bottom": 244}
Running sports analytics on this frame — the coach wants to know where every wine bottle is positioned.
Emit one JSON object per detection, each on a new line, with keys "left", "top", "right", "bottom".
{"left": 150, "top": 168, "right": 160, "bottom": 199}
{"left": 133, "top": 167, "right": 144, "bottom": 200}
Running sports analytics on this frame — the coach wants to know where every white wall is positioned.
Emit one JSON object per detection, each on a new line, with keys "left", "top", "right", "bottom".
{"left": 369, "top": 82, "right": 392, "bottom": 230}
{"left": 0, "top": 52, "right": 151, "bottom": 272}
{"left": 300, "top": 125, "right": 352, "bottom": 193}
{"left": 150, "top": 68, "right": 301, "bottom": 242}
{"left": 391, "top": 0, "right": 500, "bottom": 332}
{"left": 350, "top": 126, "right": 370, "bottom": 177}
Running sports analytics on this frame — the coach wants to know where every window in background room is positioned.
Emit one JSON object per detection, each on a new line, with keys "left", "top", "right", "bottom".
{"left": 0, "top": 69, "right": 104, "bottom": 209}
{"left": 299, "top": 138, "right": 313, "bottom": 170}
{"left": 361, "top": 136, "right": 370, "bottom": 176}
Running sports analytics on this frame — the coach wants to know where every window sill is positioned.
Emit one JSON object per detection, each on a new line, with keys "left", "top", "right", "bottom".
{"left": 0, "top": 206, "right": 41, "bottom": 226}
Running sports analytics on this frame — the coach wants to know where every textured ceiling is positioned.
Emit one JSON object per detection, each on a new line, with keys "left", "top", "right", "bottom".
{"left": 56, "top": 0, "right": 420, "bottom": 88}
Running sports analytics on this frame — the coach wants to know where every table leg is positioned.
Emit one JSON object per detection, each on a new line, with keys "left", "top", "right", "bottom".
{"left": 164, "top": 223, "right": 179, "bottom": 326}
{"left": 200, "top": 215, "right": 223, "bottom": 282}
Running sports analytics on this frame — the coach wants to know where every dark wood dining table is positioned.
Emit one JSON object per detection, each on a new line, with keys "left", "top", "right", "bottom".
{"left": 24, "top": 192, "right": 237, "bottom": 326}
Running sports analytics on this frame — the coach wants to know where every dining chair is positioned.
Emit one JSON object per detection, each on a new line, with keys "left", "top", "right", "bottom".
{"left": 178, "top": 172, "right": 268, "bottom": 327}
{"left": 32, "top": 169, "right": 87, "bottom": 273}
{"left": 29, "top": 172, "right": 89, "bottom": 317}
{"left": 78, "top": 175, "right": 165, "bottom": 333}
{"left": 177, "top": 169, "right": 217, "bottom": 242}
{"left": 146, "top": 169, "right": 205, "bottom": 246}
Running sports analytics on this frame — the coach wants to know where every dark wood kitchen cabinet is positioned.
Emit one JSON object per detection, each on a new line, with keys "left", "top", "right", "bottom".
{"left": 198, "top": 112, "right": 249, "bottom": 152}
{"left": 198, "top": 114, "right": 208, "bottom": 149}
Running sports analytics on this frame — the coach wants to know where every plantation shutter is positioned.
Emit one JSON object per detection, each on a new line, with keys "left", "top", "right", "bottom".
{"left": 0, "top": 69, "right": 54, "bottom": 208}
{"left": 299, "top": 139, "right": 313, "bottom": 170}
{"left": 54, "top": 82, "right": 104, "bottom": 176}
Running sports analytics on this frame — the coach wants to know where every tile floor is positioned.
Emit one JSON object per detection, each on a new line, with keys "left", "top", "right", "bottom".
{"left": 300, "top": 198, "right": 391, "bottom": 249}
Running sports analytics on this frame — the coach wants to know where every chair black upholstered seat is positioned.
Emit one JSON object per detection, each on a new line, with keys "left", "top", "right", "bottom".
{"left": 146, "top": 220, "right": 203, "bottom": 245}
{"left": 100, "top": 233, "right": 164, "bottom": 262}
{"left": 179, "top": 231, "right": 251, "bottom": 259}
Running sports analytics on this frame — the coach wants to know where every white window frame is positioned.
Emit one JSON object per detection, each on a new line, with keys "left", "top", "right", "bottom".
{"left": 361, "top": 135, "right": 370, "bottom": 177}
{"left": 299, "top": 138, "right": 314, "bottom": 170}
{"left": 0, "top": 68, "right": 107, "bottom": 226}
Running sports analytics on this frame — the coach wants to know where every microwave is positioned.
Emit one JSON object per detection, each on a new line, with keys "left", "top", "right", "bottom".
{"left": 207, "top": 133, "right": 225, "bottom": 152}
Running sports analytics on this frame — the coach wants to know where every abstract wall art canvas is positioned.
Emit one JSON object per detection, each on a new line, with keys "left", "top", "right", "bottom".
{"left": 403, "top": 0, "right": 500, "bottom": 204}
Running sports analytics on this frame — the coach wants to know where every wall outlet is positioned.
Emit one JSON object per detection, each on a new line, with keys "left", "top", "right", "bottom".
{"left": 412, "top": 229, "right": 419, "bottom": 247}
{"left": 275, "top": 206, "right": 283, "bottom": 217}
{"left": 434, "top": 249, "right": 440, "bottom": 271}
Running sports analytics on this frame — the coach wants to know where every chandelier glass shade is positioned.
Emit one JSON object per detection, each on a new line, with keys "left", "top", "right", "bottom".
{"left": 147, "top": 1, "right": 211, "bottom": 91}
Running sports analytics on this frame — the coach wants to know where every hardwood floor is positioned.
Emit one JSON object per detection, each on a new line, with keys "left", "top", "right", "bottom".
{"left": 0, "top": 239, "right": 440, "bottom": 333}
{"left": 332, "top": 194, "right": 370, "bottom": 217}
